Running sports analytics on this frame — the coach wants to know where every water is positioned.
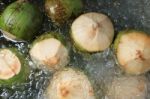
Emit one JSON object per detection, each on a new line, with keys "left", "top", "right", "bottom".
{"left": 0, "top": 0, "right": 150, "bottom": 99}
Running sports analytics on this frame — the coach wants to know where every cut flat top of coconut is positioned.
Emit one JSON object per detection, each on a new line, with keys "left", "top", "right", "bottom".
{"left": 71, "top": 12, "right": 114, "bottom": 52}
{"left": 30, "top": 38, "right": 68, "bottom": 68}
{"left": 117, "top": 32, "right": 150, "bottom": 74}
{"left": 0, "top": 49, "right": 21, "bottom": 80}
{"left": 46, "top": 68, "right": 95, "bottom": 99}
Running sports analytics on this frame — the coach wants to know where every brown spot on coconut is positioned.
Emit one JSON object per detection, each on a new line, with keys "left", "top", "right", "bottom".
{"left": 45, "top": 0, "right": 83, "bottom": 25}
{"left": 71, "top": 12, "right": 114, "bottom": 52}
{"left": 114, "top": 30, "right": 150, "bottom": 75}
{"left": 60, "top": 85, "right": 70, "bottom": 97}
{"left": 29, "top": 33, "right": 69, "bottom": 71}
{"left": 44, "top": 67, "right": 95, "bottom": 99}
{"left": 107, "top": 75, "right": 147, "bottom": 99}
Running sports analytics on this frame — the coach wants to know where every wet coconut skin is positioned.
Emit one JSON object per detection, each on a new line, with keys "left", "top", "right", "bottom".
{"left": 114, "top": 30, "right": 150, "bottom": 75}
{"left": 0, "top": 0, "right": 43, "bottom": 41}
{"left": 45, "top": 0, "right": 83, "bottom": 25}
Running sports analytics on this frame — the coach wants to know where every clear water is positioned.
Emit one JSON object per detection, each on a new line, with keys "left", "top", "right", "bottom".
{"left": 0, "top": 0, "right": 150, "bottom": 99}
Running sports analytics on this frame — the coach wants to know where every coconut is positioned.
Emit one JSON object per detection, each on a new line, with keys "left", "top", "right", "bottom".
{"left": 107, "top": 75, "right": 147, "bottom": 99}
{"left": 29, "top": 33, "right": 69, "bottom": 71}
{"left": 0, "top": 0, "right": 43, "bottom": 41}
{"left": 114, "top": 30, "right": 150, "bottom": 75}
{"left": 71, "top": 12, "right": 114, "bottom": 52}
{"left": 45, "top": 0, "right": 83, "bottom": 25}
{"left": 44, "top": 67, "right": 95, "bottom": 99}
{"left": 0, "top": 48, "right": 29, "bottom": 86}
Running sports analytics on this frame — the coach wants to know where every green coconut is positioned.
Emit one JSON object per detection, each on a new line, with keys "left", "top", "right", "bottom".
{"left": 107, "top": 75, "right": 147, "bottom": 99}
{"left": 114, "top": 30, "right": 150, "bottom": 75}
{"left": 44, "top": 67, "right": 95, "bottom": 99}
{"left": 71, "top": 12, "right": 114, "bottom": 52}
{"left": 45, "top": 0, "right": 83, "bottom": 25}
{"left": 0, "top": 48, "right": 30, "bottom": 86}
{"left": 29, "top": 32, "right": 70, "bottom": 71}
{"left": 0, "top": 0, "right": 43, "bottom": 41}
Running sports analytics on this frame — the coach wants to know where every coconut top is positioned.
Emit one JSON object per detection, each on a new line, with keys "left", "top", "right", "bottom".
{"left": 0, "top": 49, "right": 21, "bottom": 80}
{"left": 30, "top": 33, "right": 69, "bottom": 70}
{"left": 45, "top": 68, "right": 95, "bottom": 99}
{"left": 71, "top": 12, "right": 114, "bottom": 52}
{"left": 115, "top": 30, "right": 150, "bottom": 74}
{"left": 30, "top": 38, "right": 66, "bottom": 65}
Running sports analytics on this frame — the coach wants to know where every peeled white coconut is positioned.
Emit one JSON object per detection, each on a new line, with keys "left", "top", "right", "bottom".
{"left": 0, "top": 48, "right": 29, "bottom": 86}
{"left": 71, "top": 12, "right": 114, "bottom": 52}
{"left": 114, "top": 30, "right": 150, "bottom": 75}
{"left": 0, "top": 49, "right": 21, "bottom": 80}
{"left": 45, "top": 67, "right": 95, "bottom": 99}
{"left": 29, "top": 33, "right": 69, "bottom": 71}
{"left": 107, "top": 76, "right": 147, "bottom": 99}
